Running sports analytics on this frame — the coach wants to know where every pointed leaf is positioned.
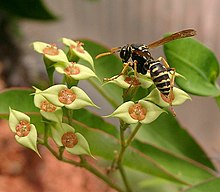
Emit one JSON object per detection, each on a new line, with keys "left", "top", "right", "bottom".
{"left": 32, "top": 42, "right": 68, "bottom": 63}
{"left": 61, "top": 38, "right": 94, "bottom": 69}
{"left": 184, "top": 178, "right": 220, "bottom": 192}
{"left": 15, "top": 124, "right": 41, "bottom": 157}
{"left": 9, "top": 108, "right": 30, "bottom": 132}
{"left": 55, "top": 62, "right": 98, "bottom": 80}
{"left": 106, "top": 100, "right": 165, "bottom": 124}
{"left": 80, "top": 39, "right": 124, "bottom": 107}
{"left": 0, "top": 0, "right": 56, "bottom": 20}
{"left": 0, "top": 88, "right": 38, "bottom": 118}
{"left": 164, "top": 38, "right": 220, "bottom": 96}
{"left": 51, "top": 123, "right": 75, "bottom": 146}
{"left": 66, "top": 133, "right": 92, "bottom": 156}
{"left": 144, "top": 87, "right": 191, "bottom": 107}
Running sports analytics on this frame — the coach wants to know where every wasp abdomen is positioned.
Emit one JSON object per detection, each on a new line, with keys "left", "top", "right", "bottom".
{"left": 149, "top": 61, "right": 171, "bottom": 96}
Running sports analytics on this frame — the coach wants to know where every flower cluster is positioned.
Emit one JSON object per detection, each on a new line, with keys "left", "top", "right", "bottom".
{"left": 103, "top": 71, "right": 191, "bottom": 123}
{"left": 9, "top": 38, "right": 99, "bottom": 157}
{"left": 8, "top": 37, "right": 191, "bottom": 158}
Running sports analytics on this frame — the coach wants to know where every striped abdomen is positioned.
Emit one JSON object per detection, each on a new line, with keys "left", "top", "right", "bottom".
{"left": 149, "top": 61, "right": 171, "bottom": 96}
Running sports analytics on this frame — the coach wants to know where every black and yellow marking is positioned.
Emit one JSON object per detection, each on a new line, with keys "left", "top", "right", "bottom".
{"left": 149, "top": 61, "right": 171, "bottom": 96}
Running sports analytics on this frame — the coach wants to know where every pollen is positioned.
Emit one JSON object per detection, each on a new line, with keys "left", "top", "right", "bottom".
{"left": 128, "top": 103, "right": 147, "bottom": 121}
{"left": 40, "top": 100, "right": 56, "bottom": 112}
{"left": 58, "top": 88, "right": 76, "bottom": 105}
{"left": 64, "top": 62, "right": 80, "bottom": 75}
{"left": 70, "top": 41, "right": 85, "bottom": 54}
{"left": 15, "top": 120, "right": 31, "bottom": 137}
{"left": 61, "top": 132, "right": 78, "bottom": 148}
{"left": 124, "top": 77, "right": 140, "bottom": 86}
{"left": 43, "top": 43, "right": 59, "bottom": 56}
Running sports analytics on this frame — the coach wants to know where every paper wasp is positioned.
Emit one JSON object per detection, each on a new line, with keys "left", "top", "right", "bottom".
{"left": 96, "top": 29, "right": 196, "bottom": 109}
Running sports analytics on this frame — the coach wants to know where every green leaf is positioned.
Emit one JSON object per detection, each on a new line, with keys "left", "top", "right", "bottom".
{"left": 131, "top": 139, "right": 216, "bottom": 185}
{"left": 0, "top": 88, "right": 38, "bottom": 119}
{"left": 164, "top": 38, "right": 220, "bottom": 96}
{"left": 1, "top": 95, "right": 216, "bottom": 185}
{"left": 136, "top": 113, "right": 215, "bottom": 170}
{"left": 73, "top": 109, "right": 216, "bottom": 185}
{"left": 72, "top": 108, "right": 119, "bottom": 137}
{"left": 184, "top": 178, "right": 220, "bottom": 192}
{"left": 0, "top": 88, "right": 44, "bottom": 132}
{"left": 73, "top": 116, "right": 216, "bottom": 185}
{"left": 80, "top": 39, "right": 123, "bottom": 107}
{"left": 215, "top": 95, "right": 220, "bottom": 109}
{"left": 0, "top": 0, "right": 56, "bottom": 20}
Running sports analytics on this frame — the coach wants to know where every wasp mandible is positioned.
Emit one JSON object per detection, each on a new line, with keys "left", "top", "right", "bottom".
{"left": 96, "top": 29, "right": 196, "bottom": 107}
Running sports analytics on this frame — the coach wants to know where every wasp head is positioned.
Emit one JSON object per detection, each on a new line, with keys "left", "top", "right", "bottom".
{"left": 119, "top": 44, "right": 132, "bottom": 63}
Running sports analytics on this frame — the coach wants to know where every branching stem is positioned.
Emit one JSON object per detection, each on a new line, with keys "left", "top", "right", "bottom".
{"left": 115, "top": 122, "right": 142, "bottom": 192}
{"left": 37, "top": 138, "right": 125, "bottom": 192}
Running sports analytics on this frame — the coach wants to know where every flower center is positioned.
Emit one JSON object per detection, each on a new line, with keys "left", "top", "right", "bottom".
{"left": 15, "top": 120, "right": 31, "bottom": 137}
{"left": 58, "top": 88, "right": 76, "bottom": 105}
{"left": 161, "top": 92, "right": 175, "bottom": 104}
{"left": 128, "top": 103, "right": 147, "bottom": 121}
{"left": 40, "top": 100, "right": 56, "bottom": 112}
{"left": 64, "top": 62, "right": 80, "bottom": 75}
{"left": 61, "top": 132, "right": 78, "bottom": 148}
{"left": 43, "top": 43, "right": 59, "bottom": 56}
{"left": 70, "top": 41, "right": 85, "bottom": 53}
{"left": 124, "top": 77, "right": 140, "bottom": 86}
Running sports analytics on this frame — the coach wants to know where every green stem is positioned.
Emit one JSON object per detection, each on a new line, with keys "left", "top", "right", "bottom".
{"left": 38, "top": 139, "right": 125, "bottom": 192}
{"left": 67, "top": 109, "right": 73, "bottom": 126}
{"left": 118, "top": 164, "right": 132, "bottom": 192}
{"left": 116, "top": 122, "right": 142, "bottom": 192}
{"left": 117, "top": 122, "right": 142, "bottom": 164}
{"left": 126, "top": 122, "right": 142, "bottom": 147}
{"left": 82, "top": 161, "right": 125, "bottom": 192}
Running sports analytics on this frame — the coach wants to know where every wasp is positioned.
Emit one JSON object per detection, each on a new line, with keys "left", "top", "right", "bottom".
{"left": 96, "top": 29, "right": 196, "bottom": 110}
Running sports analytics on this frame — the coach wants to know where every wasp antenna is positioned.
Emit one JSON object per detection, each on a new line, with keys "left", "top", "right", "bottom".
{"left": 95, "top": 52, "right": 112, "bottom": 59}
{"left": 95, "top": 47, "right": 121, "bottom": 59}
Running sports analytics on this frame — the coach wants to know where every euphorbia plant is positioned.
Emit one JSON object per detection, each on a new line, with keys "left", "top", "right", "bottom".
{"left": 0, "top": 34, "right": 220, "bottom": 192}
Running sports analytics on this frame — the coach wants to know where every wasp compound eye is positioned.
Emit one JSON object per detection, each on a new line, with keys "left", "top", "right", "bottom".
{"left": 119, "top": 45, "right": 132, "bottom": 62}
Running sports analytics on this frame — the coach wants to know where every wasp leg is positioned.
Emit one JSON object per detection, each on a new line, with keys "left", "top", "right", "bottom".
{"left": 103, "top": 62, "right": 132, "bottom": 82}
{"left": 157, "top": 56, "right": 170, "bottom": 68}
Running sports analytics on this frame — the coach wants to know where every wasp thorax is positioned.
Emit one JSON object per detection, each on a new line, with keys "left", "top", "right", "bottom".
{"left": 40, "top": 100, "right": 56, "bottom": 112}
{"left": 128, "top": 103, "right": 147, "bottom": 121}
{"left": 58, "top": 88, "right": 76, "bottom": 105}
{"left": 15, "top": 120, "right": 31, "bottom": 137}
{"left": 64, "top": 62, "right": 80, "bottom": 75}
{"left": 43, "top": 43, "right": 59, "bottom": 56}
{"left": 61, "top": 132, "right": 78, "bottom": 148}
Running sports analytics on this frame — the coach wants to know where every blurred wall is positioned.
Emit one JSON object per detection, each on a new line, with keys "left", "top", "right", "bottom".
{"left": 20, "top": 0, "right": 220, "bottom": 165}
